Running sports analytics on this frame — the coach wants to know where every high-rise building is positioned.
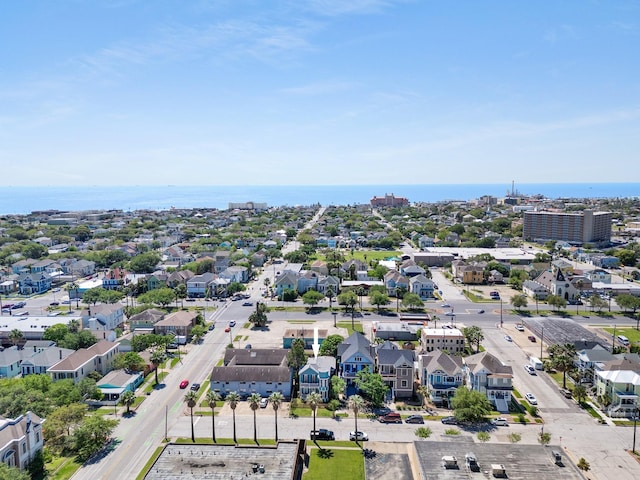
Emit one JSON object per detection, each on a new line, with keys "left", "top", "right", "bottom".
{"left": 370, "top": 193, "right": 409, "bottom": 207}
{"left": 523, "top": 210, "right": 612, "bottom": 245}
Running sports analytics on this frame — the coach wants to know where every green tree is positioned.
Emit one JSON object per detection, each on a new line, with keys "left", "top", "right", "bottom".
{"left": 588, "top": 294, "right": 607, "bottom": 312}
{"left": 174, "top": 283, "right": 188, "bottom": 308}
{"left": 227, "top": 391, "right": 240, "bottom": 444}
{"left": 78, "top": 377, "right": 102, "bottom": 401}
{"left": 548, "top": 343, "right": 576, "bottom": 389}
{"left": 248, "top": 301, "right": 269, "bottom": 327}
{"left": 319, "top": 334, "right": 344, "bottom": 357}
{"left": 113, "top": 352, "right": 146, "bottom": 372}
{"left": 450, "top": 387, "right": 492, "bottom": 423}
{"left": 330, "top": 375, "right": 346, "bottom": 400}
{"left": 462, "top": 326, "right": 484, "bottom": 353}
{"left": 191, "top": 325, "right": 206, "bottom": 343}
{"left": 269, "top": 391, "right": 284, "bottom": 441}
{"left": 616, "top": 249, "right": 637, "bottom": 266}
{"left": 128, "top": 252, "right": 161, "bottom": 273}
{"left": 287, "top": 339, "right": 307, "bottom": 394}
{"left": 547, "top": 294, "right": 567, "bottom": 311}
{"left": 82, "top": 287, "right": 104, "bottom": 305}
{"left": 306, "top": 392, "right": 323, "bottom": 435}
{"left": 42, "top": 323, "right": 70, "bottom": 344}
{"left": 205, "top": 390, "right": 220, "bottom": 443}
{"left": 417, "top": 384, "right": 430, "bottom": 408}
{"left": 0, "top": 461, "right": 31, "bottom": 480}
{"left": 150, "top": 349, "right": 166, "bottom": 385}
{"left": 227, "top": 282, "right": 246, "bottom": 296}
{"left": 511, "top": 294, "right": 528, "bottom": 309}
{"left": 326, "top": 286, "right": 336, "bottom": 310}
{"left": 9, "top": 328, "right": 23, "bottom": 347}
{"left": 402, "top": 292, "right": 424, "bottom": 310}
{"left": 184, "top": 390, "right": 198, "bottom": 442}
{"left": 248, "top": 392, "right": 261, "bottom": 443}
{"left": 121, "top": 390, "right": 136, "bottom": 415}
{"left": 395, "top": 286, "right": 408, "bottom": 312}
{"left": 302, "top": 290, "right": 324, "bottom": 309}
{"left": 355, "top": 367, "right": 389, "bottom": 407}
{"left": 73, "top": 415, "right": 118, "bottom": 461}
{"left": 615, "top": 293, "right": 640, "bottom": 314}
{"left": 573, "top": 384, "right": 587, "bottom": 405}
{"left": 138, "top": 287, "right": 176, "bottom": 308}
{"left": 370, "top": 291, "right": 390, "bottom": 313}
{"left": 349, "top": 394, "right": 365, "bottom": 441}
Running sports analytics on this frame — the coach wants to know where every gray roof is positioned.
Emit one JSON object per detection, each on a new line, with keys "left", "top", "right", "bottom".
{"left": 337, "top": 332, "right": 374, "bottom": 364}
{"left": 20, "top": 347, "right": 75, "bottom": 368}
{"left": 377, "top": 348, "right": 414, "bottom": 366}
{"left": 465, "top": 351, "right": 513, "bottom": 375}
{"left": 421, "top": 350, "right": 464, "bottom": 374}
{"left": 210, "top": 366, "right": 291, "bottom": 383}
{"left": 224, "top": 349, "right": 289, "bottom": 367}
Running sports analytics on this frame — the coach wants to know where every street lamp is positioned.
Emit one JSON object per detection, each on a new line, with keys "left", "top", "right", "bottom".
{"left": 500, "top": 298, "right": 503, "bottom": 327}
{"left": 633, "top": 402, "right": 638, "bottom": 454}
{"left": 332, "top": 312, "right": 337, "bottom": 328}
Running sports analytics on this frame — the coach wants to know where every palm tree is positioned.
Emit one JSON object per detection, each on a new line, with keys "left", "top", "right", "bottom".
{"left": 227, "top": 391, "right": 240, "bottom": 444}
{"left": 573, "top": 384, "right": 587, "bottom": 405}
{"left": 326, "top": 286, "right": 335, "bottom": 311}
{"left": 249, "top": 393, "right": 261, "bottom": 443}
{"left": 184, "top": 390, "right": 198, "bottom": 442}
{"left": 68, "top": 318, "right": 80, "bottom": 333}
{"left": 149, "top": 349, "right": 166, "bottom": 385}
{"left": 417, "top": 384, "right": 430, "bottom": 409}
{"left": 269, "top": 392, "right": 284, "bottom": 442}
{"left": 349, "top": 394, "right": 365, "bottom": 442}
{"left": 9, "top": 328, "right": 23, "bottom": 348}
{"left": 549, "top": 343, "right": 577, "bottom": 389}
{"left": 306, "top": 392, "right": 323, "bottom": 435}
{"left": 64, "top": 282, "right": 75, "bottom": 312}
{"left": 121, "top": 390, "right": 135, "bottom": 415}
{"left": 205, "top": 390, "right": 221, "bottom": 442}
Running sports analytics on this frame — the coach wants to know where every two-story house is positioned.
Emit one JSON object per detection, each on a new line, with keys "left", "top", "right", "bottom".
{"left": 375, "top": 341, "right": 415, "bottom": 400}
{"left": 47, "top": 340, "right": 119, "bottom": 383}
{"left": 596, "top": 358, "right": 640, "bottom": 418}
{"left": 153, "top": 311, "right": 198, "bottom": 340}
{"left": 210, "top": 348, "right": 292, "bottom": 399}
{"left": 274, "top": 271, "right": 299, "bottom": 298}
{"left": 336, "top": 332, "right": 376, "bottom": 395}
{"left": 299, "top": 356, "right": 336, "bottom": 402}
{"left": 464, "top": 351, "right": 513, "bottom": 413}
{"left": 297, "top": 271, "right": 319, "bottom": 294}
{"left": 409, "top": 274, "right": 435, "bottom": 299}
{"left": 418, "top": 350, "right": 464, "bottom": 407}
{"left": 0, "top": 412, "right": 44, "bottom": 471}
{"left": 187, "top": 272, "right": 215, "bottom": 298}
{"left": 17, "top": 272, "right": 52, "bottom": 295}
{"left": 82, "top": 303, "right": 125, "bottom": 331}
{"left": 384, "top": 271, "right": 410, "bottom": 297}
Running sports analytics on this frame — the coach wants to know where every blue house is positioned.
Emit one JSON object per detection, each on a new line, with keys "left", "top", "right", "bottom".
{"left": 17, "top": 272, "right": 52, "bottom": 295}
{"left": 418, "top": 350, "right": 464, "bottom": 407}
{"left": 337, "top": 332, "right": 375, "bottom": 394}
{"left": 299, "top": 356, "right": 336, "bottom": 402}
{"left": 0, "top": 348, "right": 23, "bottom": 379}
{"left": 96, "top": 369, "right": 144, "bottom": 405}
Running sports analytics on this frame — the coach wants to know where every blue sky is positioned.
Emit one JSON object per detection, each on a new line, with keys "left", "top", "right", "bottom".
{"left": 1, "top": 0, "right": 639, "bottom": 186}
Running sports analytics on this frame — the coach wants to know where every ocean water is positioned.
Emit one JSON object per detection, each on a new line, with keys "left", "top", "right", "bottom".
{"left": 0, "top": 183, "right": 638, "bottom": 215}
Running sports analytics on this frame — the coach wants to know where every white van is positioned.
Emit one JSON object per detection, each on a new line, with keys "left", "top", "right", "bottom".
{"left": 530, "top": 357, "right": 543, "bottom": 370}
{"left": 617, "top": 335, "right": 630, "bottom": 346}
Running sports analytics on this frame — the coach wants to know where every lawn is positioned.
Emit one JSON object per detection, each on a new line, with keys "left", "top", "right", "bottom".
{"left": 289, "top": 406, "right": 336, "bottom": 418}
{"left": 603, "top": 327, "right": 640, "bottom": 343}
{"left": 303, "top": 448, "right": 365, "bottom": 480}
{"left": 336, "top": 321, "right": 363, "bottom": 335}
{"left": 46, "top": 456, "right": 82, "bottom": 480}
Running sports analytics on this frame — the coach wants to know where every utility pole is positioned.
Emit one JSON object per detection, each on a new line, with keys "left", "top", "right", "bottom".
{"left": 500, "top": 298, "right": 503, "bottom": 327}
{"left": 540, "top": 325, "right": 544, "bottom": 360}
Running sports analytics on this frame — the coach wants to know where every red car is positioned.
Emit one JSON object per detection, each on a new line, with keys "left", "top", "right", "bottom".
{"left": 225, "top": 327, "right": 231, "bottom": 332}
{"left": 179, "top": 380, "right": 189, "bottom": 389}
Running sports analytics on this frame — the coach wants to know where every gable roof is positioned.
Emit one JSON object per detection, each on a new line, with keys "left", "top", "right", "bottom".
{"left": 421, "top": 350, "right": 464, "bottom": 374}
{"left": 464, "top": 351, "right": 513, "bottom": 375}
{"left": 337, "top": 332, "right": 374, "bottom": 364}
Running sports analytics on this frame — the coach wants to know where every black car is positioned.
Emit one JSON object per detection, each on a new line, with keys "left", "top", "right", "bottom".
{"left": 405, "top": 415, "right": 425, "bottom": 424}
{"left": 441, "top": 416, "right": 458, "bottom": 425}
{"left": 190, "top": 383, "right": 201, "bottom": 391}
{"left": 310, "top": 429, "right": 335, "bottom": 441}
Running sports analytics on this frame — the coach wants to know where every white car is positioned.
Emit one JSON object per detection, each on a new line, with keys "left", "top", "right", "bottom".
{"left": 259, "top": 398, "right": 268, "bottom": 408}
{"left": 504, "top": 335, "right": 513, "bottom": 342}
{"left": 349, "top": 431, "right": 368, "bottom": 441}
{"left": 445, "top": 312, "right": 456, "bottom": 317}
{"left": 524, "top": 365, "right": 536, "bottom": 375}
{"left": 525, "top": 393, "right": 538, "bottom": 405}
{"left": 491, "top": 417, "right": 509, "bottom": 426}
{"left": 441, "top": 303, "right": 451, "bottom": 308}
{"left": 515, "top": 324, "right": 525, "bottom": 332}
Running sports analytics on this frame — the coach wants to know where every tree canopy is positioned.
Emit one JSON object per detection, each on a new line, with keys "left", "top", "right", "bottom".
{"left": 451, "top": 387, "right": 492, "bottom": 423}
{"left": 355, "top": 367, "right": 388, "bottom": 407}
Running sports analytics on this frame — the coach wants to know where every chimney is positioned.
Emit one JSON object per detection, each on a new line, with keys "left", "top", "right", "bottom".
{"left": 59, "top": 349, "right": 62, "bottom": 359}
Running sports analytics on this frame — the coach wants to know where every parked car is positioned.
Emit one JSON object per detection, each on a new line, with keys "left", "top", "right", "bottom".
{"left": 242, "top": 301, "right": 253, "bottom": 306}
{"left": 208, "top": 324, "right": 215, "bottom": 331}
{"left": 310, "top": 429, "right": 334, "bottom": 440}
{"left": 49, "top": 302, "right": 59, "bottom": 306}
{"left": 504, "top": 335, "right": 513, "bottom": 342}
{"left": 245, "top": 344, "right": 252, "bottom": 350}
{"left": 491, "top": 417, "right": 509, "bottom": 426}
{"left": 349, "top": 431, "right": 368, "bottom": 441}
{"left": 259, "top": 397, "right": 268, "bottom": 408}
{"left": 378, "top": 412, "right": 402, "bottom": 424}
{"left": 525, "top": 393, "right": 538, "bottom": 405}
{"left": 441, "top": 416, "right": 458, "bottom": 425}
{"left": 527, "top": 335, "right": 537, "bottom": 342}
{"left": 515, "top": 324, "right": 525, "bottom": 332}
{"left": 405, "top": 415, "right": 425, "bottom": 424}
{"left": 524, "top": 365, "right": 536, "bottom": 375}
{"left": 190, "top": 383, "right": 201, "bottom": 391}
{"left": 179, "top": 380, "right": 189, "bottom": 389}
{"left": 186, "top": 298, "right": 196, "bottom": 302}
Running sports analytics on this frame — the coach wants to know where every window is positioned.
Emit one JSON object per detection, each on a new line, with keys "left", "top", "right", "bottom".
{"left": 401, "top": 380, "right": 408, "bottom": 388}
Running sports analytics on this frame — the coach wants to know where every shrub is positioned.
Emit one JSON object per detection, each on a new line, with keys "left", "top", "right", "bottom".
{"left": 414, "top": 427, "right": 432, "bottom": 439}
